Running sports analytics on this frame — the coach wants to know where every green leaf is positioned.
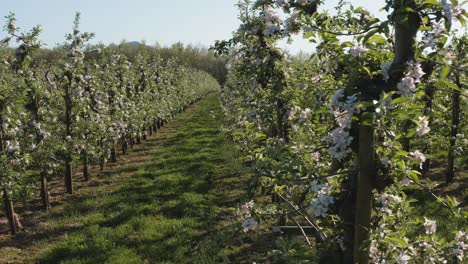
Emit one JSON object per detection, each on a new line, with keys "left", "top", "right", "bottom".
{"left": 255, "top": 133, "right": 267, "bottom": 141}
{"left": 367, "top": 35, "right": 386, "bottom": 45}
{"left": 395, "top": 150, "right": 409, "bottom": 156}
{"left": 383, "top": 91, "right": 396, "bottom": 101}
{"left": 410, "top": 170, "right": 421, "bottom": 184}
{"left": 390, "top": 97, "right": 411, "bottom": 105}
{"left": 386, "top": 236, "right": 408, "bottom": 248}
{"left": 362, "top": 28, "right": 380, "bottom": 45}
{"left": 440, "top": 65, "right": 451, "bottom": 79}
{"left": 357, "top": 102, "right": 373, "bottom": 109}
{"left": 425, "top": 0, "right": 439, "bottom": 5}
{"left": 405, "top": 128, "right": 416, "bottom": 138}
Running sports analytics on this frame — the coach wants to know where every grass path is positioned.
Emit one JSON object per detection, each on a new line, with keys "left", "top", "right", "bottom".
{"left": 0, "top": 93, "right": 252, "bottom": 263}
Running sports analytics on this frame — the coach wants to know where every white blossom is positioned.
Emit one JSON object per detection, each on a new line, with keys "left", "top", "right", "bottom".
{"left": 349, "top": 46, "right": 369, "bottom": 57}
{"left": 263, "top": 24, "right": 281, "bottom": 37}
{"left": 424, "top": 217, "right": 437, "bottom": 235}
{"left": 441, "top": 0, "right": 465, "bottom": 22}
{"left": 242, "top": 217, "right": 258, "bottom": 231}
{"left": 326, "top": 89, "right": 359, "bottom": 160}
{"left": 396, "top": 251, "right": 411, "bottom": 264}
{"left": 416, "top": 116, "right": 430, "bottom": 136}
{"left": 410, "top": 150, "right": 426, "bottom": 168}
{"left": 380, "top": 62, "right": 391, "bottom": 82}
{"left": 397, "top": 61, "right": 424, "bottom": 97}
{"left": 276, "top": 0, "right": 289, "bottom": 6}
{"left": 309, "top": 181, "right": 334, "bottom": 217}
{"left": 450, "top": 231, "right": 467, "bottom": 261}
{"left": 311, "top": 151, "right": 320, "bottom": 162}
{"left": 400, "top": 178, "right": 413, "bottom": 186}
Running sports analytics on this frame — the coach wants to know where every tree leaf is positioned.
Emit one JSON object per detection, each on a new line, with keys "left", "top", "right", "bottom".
{"left": 390, "top": 97, "right": 411, "bottom": 105}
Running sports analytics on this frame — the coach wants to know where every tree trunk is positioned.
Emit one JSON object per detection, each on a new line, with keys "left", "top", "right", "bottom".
{"left": 276, "top": 97, "right": 289, "bottom": 142}
{"left": 353, "top": 125, "right": 374, "bottom": 264}
{"left": 3, "top": 188, "right": 19, "bottom": 235}
{"left": 446, "top": 74, "right": 461, "bottom": 184}
{"left": 100, "top": 158, "right": 105, "bottom": 171}
{"left": 157, "top": 119, "right": 162, "bottom": 129}
{"left": 421, "top": 85, "right": 435, "bottom": 175}
{"left": 401, "top": 120, "right": 411, "bottom": 152}
{"left": 110, "top": 141, "right": 117, "bottom": 162}
{"left": 65, "top": 161, "right": 73, "bottom": 194}
{"left": 122, "top": 138, "right": 127, "bottom": 155}
{"left": 83, "top": 151, "right": 89, "bottom": 181}
{"left": 40, "top": 171, "right": 50, "bottom": 211}
{"left": 340, "top": 158, "right": 358, "bottom": 263}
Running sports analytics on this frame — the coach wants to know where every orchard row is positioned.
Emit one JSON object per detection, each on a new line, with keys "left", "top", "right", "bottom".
{"left": 214, "top": 0, "right": 467, "bottom": 263}
{"left": 0, "top": 13, "right": 219, "bottom": 235}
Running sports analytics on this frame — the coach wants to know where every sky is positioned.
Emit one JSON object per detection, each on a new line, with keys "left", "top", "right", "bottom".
{"left": 0, "top": 0, "right": 385, "bottom": 54}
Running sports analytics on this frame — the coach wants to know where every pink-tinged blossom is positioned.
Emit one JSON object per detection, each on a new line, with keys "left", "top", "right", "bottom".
{"left": 299, "top": 108, "right": 311, "bottom": 123}
{"left": 397, "top": 61, "right": 424, "bottom": 97}
{"left": 309, "top": 181, "right": 334, "bottom": 217}
{"left": 378, "top": 193, "right": 402, "bottom": 215}
{"left": 397, "top": 76, "right": 416, "bottom": 97}
{"left": 263, "top": 8, "right": 281, "bottom": 24}
{"left": 380, "top": 62, "right": 391, "bottom": 82}
{"left": 416, "top": 116, "right": 431, "bottom": 136}
{"left": 400, "top": 177, "right": 413, "bottom": 186}
{"left": 410, "top": 150, "right": 426, "bottom": 168}
{"left": 242, "top": 217, "right": 258, "bottom": 232}
{"left": 296, "top": 0, "right": 308, "bottom": 4}
{"left": 276, "top": 0, "right": 289, "bottom": 6}
{"left": 441, "top": 0, "right": 465, "bottom": 22}
{"left": 407, "top": 61, "right": 425, "bottom": 82}
{"left": 349, "top": 46, "right": 369, "bottom": 57}
{"left": 397, "top": 251, "right": 411, "bottom": 264}
{"left": 444, "top": 50, "right": 457, "bottom": 65}
{"left": 311, "top": 151, "right": 320, "bottom": 162}
{"left": 424, "top": 217, "right": 437, "bottom": 235}
{"left": 381, "top": 157, "right": 391, "bottom": 167}
{"left": 452, "top": 231, "right": 467, "bottom": 261}
{"left": 327, "top": 127, "right": 353, "bottom": 160}
{"left": 327, "top": 89, "right": 360, "bottom": 160}
{"left": 431, "top": 21, "right": 446, "bottom": 35}
{"left": 263, "top": 24, "right": 281, "bottom": 37}
{"left": 242, "top": 200, "right": 254, "bottom": 211}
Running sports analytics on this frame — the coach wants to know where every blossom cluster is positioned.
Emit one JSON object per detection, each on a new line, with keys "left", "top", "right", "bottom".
{"left": 325, "top": 89, "right": 359, "bottom": 160}
{"left": 441, "top": 0, "right": 465, "bottom": 23}
{"left": 288, "top": 105, "right": 311, "bottom": 124}
{"left": 378, "top": 192, "right": 402, "bottom": 215}
{"left": 416, "top": 116, "right": 431, "bottom": 136}
{"left": 262, "top": 7, "right": 282, "bottom": 37}
{"left": 452, "top": 231, "right": 467, "bottom": 261}
{"left": 396, "top": 61, "right": 425, "bottom": 97}
{"left": 241, "top": 200, "right": 257, "bottom": 231}
{"left": 308, "top": 181, "right": 334, "bottom": 217}
{"left": 349, "top": 46, "right": 369, "bottom": 57}
{"left": 410, "top": 150, "right": 426, "bottom": 169}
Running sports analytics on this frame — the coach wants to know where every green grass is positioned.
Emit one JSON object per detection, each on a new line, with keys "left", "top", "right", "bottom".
{"left": 24, "top": 93, "right": 252, "bottom": 263}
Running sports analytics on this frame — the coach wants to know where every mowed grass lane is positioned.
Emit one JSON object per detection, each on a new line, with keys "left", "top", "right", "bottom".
{"left": 32, "top": 93, "right": 249, "bottom": 263}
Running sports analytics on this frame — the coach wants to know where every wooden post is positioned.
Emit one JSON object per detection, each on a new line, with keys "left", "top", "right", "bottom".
{"left": 353, "top": 125, "right": 374, "bottom": 264}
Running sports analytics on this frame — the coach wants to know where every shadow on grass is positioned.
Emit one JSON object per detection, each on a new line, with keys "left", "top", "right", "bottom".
{"left": 32, "top": 93, "right": 252, "bottom": 264}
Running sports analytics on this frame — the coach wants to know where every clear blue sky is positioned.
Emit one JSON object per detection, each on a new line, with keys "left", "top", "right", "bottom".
{"left": 1, "top": 0, "right": 385, "bottom": 54}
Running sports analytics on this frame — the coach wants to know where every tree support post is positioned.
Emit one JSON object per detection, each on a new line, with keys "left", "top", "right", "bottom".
{"left": 353, "top": 124, "right": 374, "bottom": 264}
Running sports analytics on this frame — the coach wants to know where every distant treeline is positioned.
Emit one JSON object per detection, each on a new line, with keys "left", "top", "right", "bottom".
{"left": 11, "top": 42, "right": 228, "bottom": 84}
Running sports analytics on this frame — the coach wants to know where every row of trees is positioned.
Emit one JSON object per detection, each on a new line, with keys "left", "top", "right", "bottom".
{"left": 0, "top": 13, "right": 220, "bottom": 235}
{"left": 215, "top": 0, "right": 466, "bottom": 263}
